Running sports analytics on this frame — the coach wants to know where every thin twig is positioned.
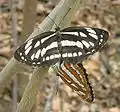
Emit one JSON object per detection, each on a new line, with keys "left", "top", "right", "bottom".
{"left": 44, "top": 75, "right": 59, "bottom": 112}
{"left": 10, "top": 0, "right": 18, "bottom": 111}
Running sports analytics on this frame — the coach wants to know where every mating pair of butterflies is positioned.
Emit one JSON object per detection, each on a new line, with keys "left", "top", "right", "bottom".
{"left": 14, "top": 26, "right": 109, "bottom": 102}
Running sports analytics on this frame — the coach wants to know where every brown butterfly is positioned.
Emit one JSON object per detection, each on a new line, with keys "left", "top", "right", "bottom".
{"left": 56, "top": 62, "right": 94, "bottom": 103}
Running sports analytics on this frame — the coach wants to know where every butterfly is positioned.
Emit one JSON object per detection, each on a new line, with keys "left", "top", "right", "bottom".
{"left": 14, "top": 27, "right": 108, "bottom": 67}
{"left": 55, "top": 62, "right": 94, "bottom": 102}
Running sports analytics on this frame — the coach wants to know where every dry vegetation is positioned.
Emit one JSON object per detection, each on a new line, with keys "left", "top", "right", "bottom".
{"left": 0, "top": 0, "right": 120, "bottom": 112}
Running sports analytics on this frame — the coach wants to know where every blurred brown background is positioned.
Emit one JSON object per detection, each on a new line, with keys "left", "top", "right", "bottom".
{"left": 0, "top": 0, "right": 120, "bottom": 112}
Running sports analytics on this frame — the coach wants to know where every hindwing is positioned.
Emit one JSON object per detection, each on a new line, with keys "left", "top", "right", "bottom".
{"left": 57, "top": 62, "right": 94, "bottom": 102}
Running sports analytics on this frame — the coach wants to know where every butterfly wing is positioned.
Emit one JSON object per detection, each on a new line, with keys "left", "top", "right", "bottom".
{"left": 14, "top": 27, "right": 108, "bottom": 67}
{"left": 59, "top": 27, "right": 108, "bottom": 64}
{"left": 57, "top": 62, "right": 94, "bottom": 102}
{"left": 14, "top": 31, "right": 60, "bottom": 66}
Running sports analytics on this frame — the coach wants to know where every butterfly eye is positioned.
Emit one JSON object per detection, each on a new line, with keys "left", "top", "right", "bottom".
{"left": 14, "top": 27, "right": 108, "bottom": 67}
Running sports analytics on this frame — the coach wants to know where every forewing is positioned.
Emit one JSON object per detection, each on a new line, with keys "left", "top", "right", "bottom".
{"left": 60, "top": 27, "right": 108, "bottom": 64}
{"left": 14, "top": 31, "right": 59, "bottom": 66}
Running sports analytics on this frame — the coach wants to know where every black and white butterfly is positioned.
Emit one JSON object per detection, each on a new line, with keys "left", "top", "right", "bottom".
{"left": 14, "top": 27, "right": 108, "bottom": 67}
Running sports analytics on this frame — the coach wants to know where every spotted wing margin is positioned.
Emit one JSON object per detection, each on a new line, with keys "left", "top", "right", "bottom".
{"left": 57, "top": 62, "right": 94, "bottom": 102}
{"left": 14, "top": 31, "right": 58, "bottom": 66}
{"left": 59, "top": 27, "right": 108, "bottom": 64}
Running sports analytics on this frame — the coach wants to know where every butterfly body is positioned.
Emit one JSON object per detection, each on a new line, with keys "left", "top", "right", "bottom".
{"left": 14, "top": 27, "right": 108, "bottom": 67}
